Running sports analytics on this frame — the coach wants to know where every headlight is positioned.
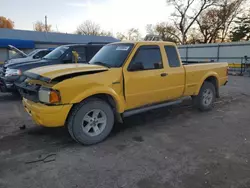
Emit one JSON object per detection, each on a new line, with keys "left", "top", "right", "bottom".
{"left": 38, "top": 87, "right": 61, "bottom": 104}
{"left": 5, "top": 68, "right": 22, "bottom": 77}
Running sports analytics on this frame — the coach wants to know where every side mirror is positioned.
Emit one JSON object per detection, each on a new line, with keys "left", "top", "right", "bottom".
{"left": 128, "top": 62, "right": 144, "bottom": 71}
{"left": 72, "top": 51, "right": 79, "bottom": 63}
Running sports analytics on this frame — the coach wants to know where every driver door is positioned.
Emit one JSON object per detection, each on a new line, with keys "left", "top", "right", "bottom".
{"left": 123, "top": 45, "right": 169, "bottom": 110}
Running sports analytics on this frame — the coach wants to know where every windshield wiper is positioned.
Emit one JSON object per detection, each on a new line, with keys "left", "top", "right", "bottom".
{"left": 92, "top": 61, "right": 110, "bottom": 68}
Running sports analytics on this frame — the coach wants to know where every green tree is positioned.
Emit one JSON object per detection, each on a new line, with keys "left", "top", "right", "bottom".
{"left": 230, "top": 15, "right": 250, "bottom": 41}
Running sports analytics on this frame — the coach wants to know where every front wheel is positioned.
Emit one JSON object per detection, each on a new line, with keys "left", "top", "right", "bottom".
{"left": 67, "top": 98, "right": 114, "bottom": 145}
{"left": 192, "top": 81, "right": 216, "bottom": 111}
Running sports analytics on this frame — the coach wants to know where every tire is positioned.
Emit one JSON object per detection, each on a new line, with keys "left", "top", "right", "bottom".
{"left": 67, "top": 98, "right": 114, "bottom": 145}
{"left": 192, "top": 81, "right": 216, "bottom": 111}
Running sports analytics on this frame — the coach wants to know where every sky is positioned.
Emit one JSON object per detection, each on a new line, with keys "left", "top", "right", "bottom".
{"left": 1, "top": 0, "right": 172, "bottom": 36}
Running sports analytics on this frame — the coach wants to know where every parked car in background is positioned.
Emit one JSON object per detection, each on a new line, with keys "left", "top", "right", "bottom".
{"left": 3, "top": 45, "right": 54, "bottom": 66}
{"left": 0, "top": 43, "right": 107, "bottom": 93}
{"left": 6, "top": 45, "right": 28, "bottom": 60}
{"left": 17, "top": 41, "right": 228, "bottom": 145}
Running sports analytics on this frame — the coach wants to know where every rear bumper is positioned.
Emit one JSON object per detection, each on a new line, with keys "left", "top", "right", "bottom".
{"left": 22, "top": 98, "right": 73, "bottom": 127}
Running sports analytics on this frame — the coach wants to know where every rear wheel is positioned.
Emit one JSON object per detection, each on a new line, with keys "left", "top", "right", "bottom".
{"left": 193, "top": 82, "right": 216, "bottom": 111}
{"left": 67, "top": 98, "right": 114, "bottom": 145}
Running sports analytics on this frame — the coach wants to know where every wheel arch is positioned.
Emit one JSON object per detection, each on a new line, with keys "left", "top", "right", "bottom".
{"left": 71, "top": 88, "right": 125, "bottom": 112}
{"left": 195, "top": 73, "right": 219, "bottom": 97}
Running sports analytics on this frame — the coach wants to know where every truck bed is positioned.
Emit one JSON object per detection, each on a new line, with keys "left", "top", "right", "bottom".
{"left": 183, "top": 62, "right": 228, "bottom": 96}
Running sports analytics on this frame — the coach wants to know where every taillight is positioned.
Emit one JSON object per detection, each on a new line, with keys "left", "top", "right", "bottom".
{"left": 226, "top": 67, "right": 229, "bottom": 76}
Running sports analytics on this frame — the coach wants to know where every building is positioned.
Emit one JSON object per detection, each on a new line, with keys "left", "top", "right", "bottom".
{"left": 0, "top": 28, "right": 119, "bottom": 63}
{"left": 179, "top": 41, "right": 250, "bottom": 64}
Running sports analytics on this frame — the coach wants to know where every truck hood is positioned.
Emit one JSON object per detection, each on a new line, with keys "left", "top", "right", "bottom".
{"left": 24, "top": 64, "right": 109, "bottom": 83}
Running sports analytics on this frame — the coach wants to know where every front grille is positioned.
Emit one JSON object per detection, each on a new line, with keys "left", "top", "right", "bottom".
{"left": 3, "top": 66, "right": 6, "bottom": 75}
{"left": 0, "top": 67, "right": 4, "bottom": 77}
{"left": 15, "top": 81, "right": 41, "bottom": 102}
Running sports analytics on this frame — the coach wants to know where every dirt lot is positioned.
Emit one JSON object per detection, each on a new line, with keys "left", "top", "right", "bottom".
{"left": 1, "top": 76, "right": 250, "bottom": 188}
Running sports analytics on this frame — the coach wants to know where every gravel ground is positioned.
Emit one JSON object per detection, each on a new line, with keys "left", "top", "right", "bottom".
{"left": 0, "top": 76, "right": 250, "bottom": 188}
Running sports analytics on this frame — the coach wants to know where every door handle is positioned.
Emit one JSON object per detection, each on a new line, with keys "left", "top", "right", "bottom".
{"left": 160, "top": 73, "right": 168, "bottom": 77}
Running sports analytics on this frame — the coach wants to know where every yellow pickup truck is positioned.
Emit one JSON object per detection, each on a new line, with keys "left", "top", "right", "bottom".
{"left": 16, "top": 41, "right": 228, "bottom": 145}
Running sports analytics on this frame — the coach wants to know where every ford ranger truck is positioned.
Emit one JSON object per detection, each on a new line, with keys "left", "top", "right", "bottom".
{"left": 16, "top": 41, "right": 228, "bottom": 145}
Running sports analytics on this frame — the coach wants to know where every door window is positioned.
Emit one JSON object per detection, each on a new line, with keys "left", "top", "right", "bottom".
{"left": 33, "top": 51, "right": 49, "bottom": 59}
{"left": 129, "top": 46, "right": 163, "bottom": 71}
{"left": 73, "top": 47, "right": 86, "bottom": 62}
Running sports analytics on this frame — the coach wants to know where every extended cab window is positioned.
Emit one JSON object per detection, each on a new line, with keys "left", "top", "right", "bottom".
{"left": 164, "top": 46, "right": 181, "bottom": 67}
{"left": 129, "top": 46, "right": 163, "bottom": 71}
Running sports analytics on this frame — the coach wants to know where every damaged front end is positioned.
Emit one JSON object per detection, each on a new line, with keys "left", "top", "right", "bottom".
{"left": 16, "top": 80, "right": 60, "bottom": 104}
{"left": 15, "top": 64, "right": 109, "bottom": 104}
{"left": 15, "top": 80, "right": 41, "bottom": 102}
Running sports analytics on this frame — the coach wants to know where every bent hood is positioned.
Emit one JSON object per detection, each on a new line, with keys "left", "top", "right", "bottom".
{"left": 24, "top": 64, "right": 109, "bottom": 83}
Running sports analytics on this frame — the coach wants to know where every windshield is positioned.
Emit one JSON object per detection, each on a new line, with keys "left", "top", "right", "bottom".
{"left": 27, "top": 49, "right": 39, "bottom": 56}
{"left": 89, "top": 43, "right": 134, "bottom": 68}
{"left": 43, "top": 46, "right": 69, "bottom": 60}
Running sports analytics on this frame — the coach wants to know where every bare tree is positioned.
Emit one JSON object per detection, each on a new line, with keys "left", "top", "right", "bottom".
{"left": 99, "top": 31, "right": 113, "bottom": 37}
{"left": 186, "top": 28, "right": 203, "bottom": 44}
{"left": 116, "top": 28, "right": 141, "bottom": 41}
{"left": 76, "top": 20, "right": 101, "bottom": 35}
{"left": 34, "top": 21, "right": 52, "bottom": 32}
{"left": 146, "top": 23, "right": 181, "bottom": 43}
{"left": 116, "top": 32, "right": 127, "bottom": 40}
{"left": 76, "top": 20, "right": 113, "bottom": 36}
{"left": 127, "top": 28, "right": 141, "bottom": 40}
{"left": 196, "top": 0, "right": 245, "bottom": 43}
{"left": 156, "top": 22, "right": 181, "bottom": 43}
{"left": 167, "top": 0, "right": 218, "bottom": 44}
{"left": 196, "top": 8, "right": 223, "bottom": 43}
{"left": 146, "top": 24, "right": 155, "bottom": 35}
{"left": 219, "top": 0, "right": 245, "bottom": 42}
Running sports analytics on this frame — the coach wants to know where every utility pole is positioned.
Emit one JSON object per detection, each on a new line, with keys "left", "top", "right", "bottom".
{"left": 45, "top": 15, "right": 48, "bottom": 32}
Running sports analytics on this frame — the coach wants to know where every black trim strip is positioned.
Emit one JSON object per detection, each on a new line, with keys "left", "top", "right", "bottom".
{"left": 123, "top": 99, "right": 182, "bottom": 117}
{"left": 24, "top": 72, "right": 51, "bottom": 83}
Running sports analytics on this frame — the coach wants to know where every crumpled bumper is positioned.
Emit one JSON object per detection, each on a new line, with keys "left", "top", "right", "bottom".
{"left": 22, "top": 98, "right": 73, "bottom": 127}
